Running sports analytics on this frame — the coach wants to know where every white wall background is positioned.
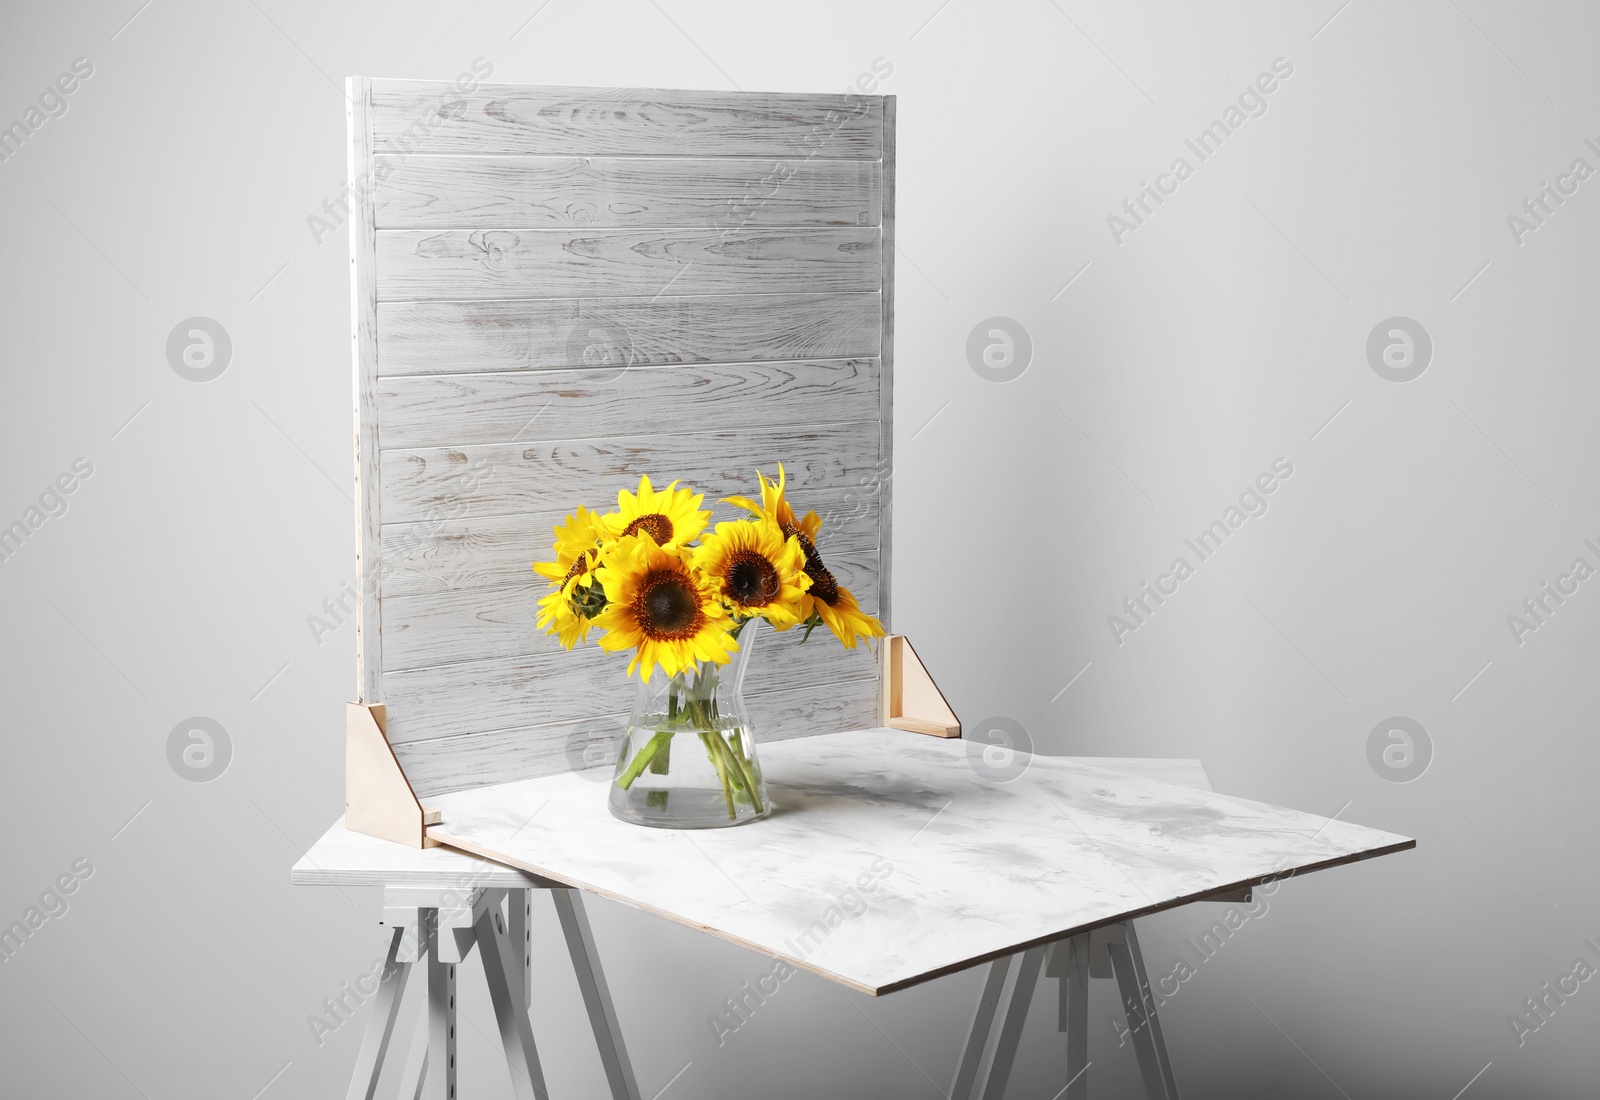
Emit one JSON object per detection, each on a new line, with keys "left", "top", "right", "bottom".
{"left": 2, "top": 1, "right": 1596, "bottom": 1096}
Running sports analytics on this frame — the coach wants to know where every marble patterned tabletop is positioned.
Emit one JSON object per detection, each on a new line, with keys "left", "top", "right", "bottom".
{"left": 429, "top": 728, "right": 1414, "bottom": 994}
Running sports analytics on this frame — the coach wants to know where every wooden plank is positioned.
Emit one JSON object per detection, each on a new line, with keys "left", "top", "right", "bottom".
{"left": 398, "top": 713, "right": 627, "bottom": 797}
{"left": 375, "top": 226, "right": 881, "bottom": 301}
{"left": 878, "top": 96, "right": 896, "bottom": 639}
{"left": 370, "top": 82, "right": 883, "bottom": 158}
{"left": 377, "top": 294, "right": 880, "bottom": 377}
{"left": 395, "top": 675, "right": 881, "bottom": 798}
{"left": 349, "top": 76, "right": 384, "bottom": 702}
{"left": 375, "top": 155, "right": 881, "bottom": 229}
{"left": 381, "top": 551, "right": 880, "bottom": 672}
{"left": 378, "top": 420, "right": 882, "bottom": 523}
{"left": 378, "top": 358, "right": 879, "bottom": 449}
{"left": 377, "top": 490, "right": 881, "bottom": 598}
{"left": 382, "top": 622, "right": 881, "bottom": 744}
{"left": 346, "top": 84, "right": 898, "bottom": 798}
{"left": 748, "top": 675, "right": 879, "bottom": 743}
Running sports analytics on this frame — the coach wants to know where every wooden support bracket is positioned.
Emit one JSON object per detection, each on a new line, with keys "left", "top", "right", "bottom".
{"left": 881, "top": 635, "right": 961, "bottom": 738}
{"left": 346, "top": 702, "right": 439, "bottom": 848}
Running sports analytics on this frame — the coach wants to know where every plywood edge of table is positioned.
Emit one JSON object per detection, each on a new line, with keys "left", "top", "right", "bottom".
{"left": 426, "top": 826, "right": 1413, "bottom": 996}
{"left": 291, "top": 814, "right": 564, "bottom": 889}
{"left": 422, "top": 731, "right": 1417, "bottom": 998}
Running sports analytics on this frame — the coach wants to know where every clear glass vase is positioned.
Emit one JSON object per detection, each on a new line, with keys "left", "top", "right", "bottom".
{"left": 608, "top": 620, "right": 771, "bottom": 829}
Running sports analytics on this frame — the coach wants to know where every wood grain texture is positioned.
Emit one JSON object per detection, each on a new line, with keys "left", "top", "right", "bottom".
{"left": 378, "top": 359, "right": 879, "bottom": 449}
{"left": 375, "top": 155, "right": 881, "bottom": 229}
{"left": 381, "top": 621, "right": 881, "bottom": 744}
{"left": 379, "top": 420, "right": 882, "bottom": 524}
{"left": 370, "top": 82, "right": 883, "bottom": 158}
{"left": 381, "top": 551, "right": 879, "bottom": 672}
{"left": 427, "top": 728, "right": 1416, "bottom": 994}
{"left": 377, "top": 490, "right": 881, "bottom": 599}
{"left": 394, "top": 676, "right": 881, "bottom": 799}
{"left": 376, "top": 227, "right": 881, "bottom": 301}
{"left": 349, "top": 76, "right": 385, "bottom": 703}
{"left": 348, "top": 81, "right": 896, "bottom": 797}
{"left": 878, "top": 96, "right": 896, "bottom": 638}
{"left": 376, "top": 294, "right": 880, "bottom": 377}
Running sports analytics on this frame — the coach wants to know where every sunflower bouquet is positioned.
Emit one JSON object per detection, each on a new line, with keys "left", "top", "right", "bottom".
{"left": 533, "top": 466, "right": 884, "bottom": 827}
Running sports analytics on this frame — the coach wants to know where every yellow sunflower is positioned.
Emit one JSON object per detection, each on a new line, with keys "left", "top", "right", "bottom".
{"left": 727, "top": 464, "right": 883, "bottom": 647}
{"left": 533, "top": 505, "right": 609, "bottom": 587}
{"left": 800, "top": 564, "right": 885, "bottom": 650}
{"left": 724, "top": 464, "right": 822, "bottom": 547}
{"left": 602, "top": 475, "right": 710, "bottom": 549}
{"left": 534, "top": 506, "right": 611, "bottom": 648}
{"left": 591, "top": 535, "right": 738, "bottom": 679}
{"left": 693, "top": 517, "right": 811, "bottom": 628}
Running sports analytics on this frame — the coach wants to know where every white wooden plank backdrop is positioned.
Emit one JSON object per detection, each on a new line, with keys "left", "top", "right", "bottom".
{"left": 350, "top": 79, "right": 895, "bottom": 799}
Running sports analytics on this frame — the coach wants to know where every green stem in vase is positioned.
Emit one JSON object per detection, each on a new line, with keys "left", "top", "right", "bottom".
{"left": 699, "top": 731, "right": 737, "bottom": 820}
{"left": 648, "top": 732, "right": 672, "bottom": 775}
{"left": 710, "top": 729, "right": 764, "bottom": 816}
{"left": 615, "top": 730, "right": 672, "bottom": 790}
{"left": 724, "top": 732, "right": 765, "bottom": 815}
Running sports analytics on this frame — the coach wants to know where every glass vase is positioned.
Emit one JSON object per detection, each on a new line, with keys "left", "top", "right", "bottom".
{"left": 608, "top": 620, "right": 771, "bottom": 828}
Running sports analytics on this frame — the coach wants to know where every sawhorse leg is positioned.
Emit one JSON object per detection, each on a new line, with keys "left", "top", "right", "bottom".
{"left": 346, "top": 926, "right": 415, "bottom": 1100}
{"left": 1106, "top": 922, "right": 1180, "bottom": 1100}
{"left": 951, "top": 957, "right": 1012, "bottom": 1100}
{"left": 1048, "top": 934, "right": 1091, "bottom": 1100}
{"left": 345, "top": 886, "right": 639, "bottom": 1100}
{"left": 397, "top": 1012, "right": 428, "bottom": 1100}
{"left": 476, "top": 891, "right": 549, "bottom": 1100}
{"left": 424, "top": 918, "right": 459, "bottom": 1100}
{"left": 553, "top": 889, "right": 642, "bottom": 1100}
{"left": 951, "top": 922, "right": 1180, "bottom": 1100}
{"left": 949, "top": 946, "right": 1047, "bottom": 1100}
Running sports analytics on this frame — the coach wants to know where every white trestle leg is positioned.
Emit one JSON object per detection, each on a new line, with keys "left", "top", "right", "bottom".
{"left": 345, "top": 927, "right": 414, "bottom": 1100}
{"left": 1047, "top": 934, "right": 1091, "bottom": 1100}
{"left": 347, "top": 883, "right": 643, "bottom": 1099}
{"left": 552, "top": 889, "right": 642, "bottom": 1100}
{"left": 951, "top": 956, "right": 1013, "bottom": 1100}
{"left": 952, "top": 923, "right": 1181, "bottom": 1100}
{"left": 981, "top": 945, "right": 1046, "bottom": 1100}
{"left": 505, "top": 890, "right": 533, "bottom": 1009}
{"left": 397, "top": 1010, "right": 429, "bottom": 1100}
{"left": 477, "top": 889, "right": 551, "bottom": 1100}
{"left": 1107, "top": 921, "right": 1181, "bottom": 1100}
{"left": 425, "top": 914, "right": 457, "bottom": 1100}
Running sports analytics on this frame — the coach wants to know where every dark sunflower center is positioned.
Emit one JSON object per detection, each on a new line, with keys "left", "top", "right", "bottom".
{"left": 635, "top": 570, "right": 702, "bottom": 638}
{"left": 621, "top": 514, "right": 673, "bottom": 544}
{"left": 784, "top": 524, "right": 828, "bottom": 575}
{"left": 807, "top": 566, "right": 840, "bottom": 606}
{"left": 725, "top": 550, "right": 781, "bottom": 607}
{"left": 560, "top": 552, "right": 591, "bottom": 589}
